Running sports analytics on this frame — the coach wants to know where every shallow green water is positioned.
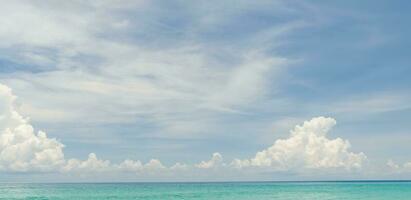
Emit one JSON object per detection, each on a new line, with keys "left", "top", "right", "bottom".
{"left": 0, "top": 181, "right": 410, "bottom": 199}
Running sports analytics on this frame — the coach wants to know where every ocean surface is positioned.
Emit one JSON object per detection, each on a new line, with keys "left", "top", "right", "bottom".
{"left": 0, "top": 181, "right": 410, "bottom": 200}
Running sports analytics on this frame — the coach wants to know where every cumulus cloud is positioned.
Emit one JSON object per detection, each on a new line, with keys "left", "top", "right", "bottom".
{"left": 117, "top": 159, "right": 143, "bottom": 172}
{"left": 64, "top": 155, "right": 169, "bottom": 175}
{"left": 386, "top": 160, "right": 400, "bottom": 171}
{"left": 232, "top": 117, "right": 367, "bottom": 171}
{"left": 114, "top": 159, "right": 168, "bottom": 173}
{"left": 143, "top": 159, "right": 166, "bottom": 171}
{"left": 170, "top": 162, "right": 189, "bottom": 171}
{"left": 0, "top": 83, "right": 210, "bottom": 175}
{"left": 0, "top": 87, "right": 369, "bottom": 176}
{"left": 62, "top": 117, "right": 369, "bottom": 175}
{"left": 62, "top": 153, "right": 111, "bottom": 173}
{"left": 0, "top": 84, "right": 65, "bottom": 172}
{"left": 0, "top": 84, "right": 377, "bottom": 178}
{"left": 386, "top": 160, "right": 411, "bottom": 173}
{"left": 195, "top": 152, "right": 223, "bottom": 169}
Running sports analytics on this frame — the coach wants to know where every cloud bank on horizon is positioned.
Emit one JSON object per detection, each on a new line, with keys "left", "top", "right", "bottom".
{"left": 2, "top": 83, "right": 409, "bottom": 179}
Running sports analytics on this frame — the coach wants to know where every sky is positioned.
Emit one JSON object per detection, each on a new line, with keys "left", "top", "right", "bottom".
{"left": 0, "top": 0, "right": 410, "bottom": 182}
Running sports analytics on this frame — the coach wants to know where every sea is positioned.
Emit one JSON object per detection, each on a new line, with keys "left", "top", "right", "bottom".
{"left": 0, "top": 181, "right": 410, "bottom": 199}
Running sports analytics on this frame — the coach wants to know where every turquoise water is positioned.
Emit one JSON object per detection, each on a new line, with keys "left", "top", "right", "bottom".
{"left": 0, "top": 181, "right": 410, "bottom": 199}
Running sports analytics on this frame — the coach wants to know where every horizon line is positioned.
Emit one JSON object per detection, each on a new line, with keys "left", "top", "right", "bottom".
{"left": 3, "top": 179, "right": 411, "bottom": 184}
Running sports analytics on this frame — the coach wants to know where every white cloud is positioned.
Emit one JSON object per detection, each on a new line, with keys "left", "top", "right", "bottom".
{"left": 386, "top": 160, "right": 400, "bottom": 171}
{"left": 62, "top": 153, "right": 111, "bottom": 173}
{"left": 0, "top": 83, "right": 219, "bottom": 175}
{"left": 232, "top": 117, "right": 367, "bottom": 171}
{"left": 65, "top": 156, "right": 166, "bottom": 174}
{"left": 117, "top": 159, "right": 143, "bottom": 172}
{"left": 0, "top": 83, "right": 390, "bottom": 179}
{"left": 386, "top": 160, "right": 411, "bottom": 173}
{"left": 143, "top": 159, "right": 166, "bottom": 171}
{"left": 170, "top": 162, "right": 189, "bottom": 171}
{"left": 195, "top": 152, "right": 223, "bottom": 169}
{"left": 0, "top": 84, "right": 65, "bottom": 172}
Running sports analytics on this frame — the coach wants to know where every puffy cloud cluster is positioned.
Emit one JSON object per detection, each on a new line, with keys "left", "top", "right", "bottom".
{"left": 62, "top": 153, "right": 111, "bottom": 173}
{"left": 0, "top": 84, "right": 373, "bottom": 177}
{"left": 386, "top": 160, "right": 411, "bottom": 173}
{"left": 0, "top": 86, "right": 368, "bottom": 175}
{"left": 0, "top": 84, "right": 65, "bottom": 172}
{"left": 195, "top": 153, "right": 223, "bottom": 169}
{"left": 63, "top": 153, "right": 167, "bottom": 174}
{"left": 0, "top": 83, "right": 222, "bottom": 175}
{"left": 232, "top": 117, "right": 367, "bottom": 171}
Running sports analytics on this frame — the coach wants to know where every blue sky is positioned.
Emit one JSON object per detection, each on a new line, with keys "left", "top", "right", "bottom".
{"left": 0, "top": 0, "right": 410, "bottom": 182}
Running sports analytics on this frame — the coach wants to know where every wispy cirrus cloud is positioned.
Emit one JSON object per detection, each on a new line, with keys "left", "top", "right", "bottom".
{"left": 0, "top": 0, "right": 309, "bottom": 140}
